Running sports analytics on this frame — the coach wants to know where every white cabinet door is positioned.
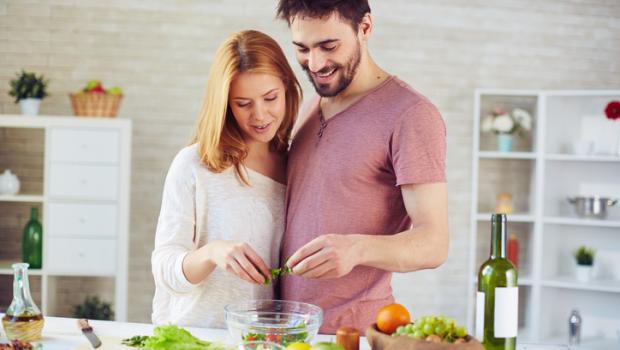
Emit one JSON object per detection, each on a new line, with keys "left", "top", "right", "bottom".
{"left": 46, "top": 238, "right": 117, "bottom": 275}
{"left": 48, "top": 202, "right": 117, "bottom": 238}
{"left": 49, "top": 163, "right": 118, "bottom": 200}
{"left": 50, "top": 128, "right": 120, "bottom": 164}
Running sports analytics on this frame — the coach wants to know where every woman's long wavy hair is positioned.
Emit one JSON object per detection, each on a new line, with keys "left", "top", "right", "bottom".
{"left": 192, "top": 30, "right": 302, "bottom": 185}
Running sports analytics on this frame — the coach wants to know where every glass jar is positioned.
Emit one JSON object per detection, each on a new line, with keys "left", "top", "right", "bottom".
{"left": 1, "top": 263, "right": 44, "bottom": 342}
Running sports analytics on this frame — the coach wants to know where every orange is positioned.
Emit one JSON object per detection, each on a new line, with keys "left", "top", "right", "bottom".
{"left": 376, "top": 303, "right": 411, "bottom": 335}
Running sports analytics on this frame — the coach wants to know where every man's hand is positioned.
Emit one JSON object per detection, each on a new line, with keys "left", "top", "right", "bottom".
{"left": 286, "top": 183, "right": 448, "bottom": 277}
{"left": 286, "top": 234, "right": 361, "bottom": 279}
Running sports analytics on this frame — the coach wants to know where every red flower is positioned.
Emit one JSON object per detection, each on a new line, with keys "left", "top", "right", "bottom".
{"left": 605, "top": 101, "right": 620, "bottom": 121}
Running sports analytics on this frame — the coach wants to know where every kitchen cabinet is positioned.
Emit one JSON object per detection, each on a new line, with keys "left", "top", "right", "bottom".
{"left": 468, "top": 90, "right": 620, "bottom": 346}
{"left": 0, "top": 115, "right": 131, "bottom": 321}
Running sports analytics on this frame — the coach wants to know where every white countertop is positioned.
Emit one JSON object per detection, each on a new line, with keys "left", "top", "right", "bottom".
{"left": 0, "top": 316, "right": 356, "bottom": 350}
{"left": 1, "top": 315, "right": 610, "bottom": 350}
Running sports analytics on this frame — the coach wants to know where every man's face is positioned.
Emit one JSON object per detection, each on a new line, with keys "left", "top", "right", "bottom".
{"left": 291, "top": 13, "right": 362, "bottom": 97}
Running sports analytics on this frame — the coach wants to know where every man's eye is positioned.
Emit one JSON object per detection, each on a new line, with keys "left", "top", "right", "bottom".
{"left": 297, "top": 48, "right": 309, "bottom": 53}
{"left": 322, "top": 45, "right": 336, "bottom": 51}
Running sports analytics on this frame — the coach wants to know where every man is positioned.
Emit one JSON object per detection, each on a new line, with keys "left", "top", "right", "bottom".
{"left": 277, "top": 0, "right": 449, "bottom": 333}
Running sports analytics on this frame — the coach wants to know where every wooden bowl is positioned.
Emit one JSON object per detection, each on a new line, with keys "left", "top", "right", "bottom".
{"left": 365, "top": 324, "right": 484, "bottom": 350}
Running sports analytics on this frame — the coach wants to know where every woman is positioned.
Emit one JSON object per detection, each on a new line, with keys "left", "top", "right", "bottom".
{"left": 151, "top": 30, "right": 302, "bottom": 328}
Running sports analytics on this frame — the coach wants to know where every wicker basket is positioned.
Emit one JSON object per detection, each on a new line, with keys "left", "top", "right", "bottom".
{"left": 366, "top": 325, "right": 484, "bottom": 350}
{"left": 69, "top": 93, "right": 123, "bottom": 117}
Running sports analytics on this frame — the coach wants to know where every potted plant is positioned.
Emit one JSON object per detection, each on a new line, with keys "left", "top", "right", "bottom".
{"left": 481, "top": 107, "right": 532, "bottom": 152}
{"left": 8, "top": 70, "right": 49, "bottom": 116}
{"left": 573, "top": 246, "right": 595, "bottom": 282}
{"left": 72, "top": 295, "right": 114, "bottom": 321}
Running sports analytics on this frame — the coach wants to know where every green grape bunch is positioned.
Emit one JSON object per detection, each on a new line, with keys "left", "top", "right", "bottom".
{"left": 392, "top": 315, "right": 468, "bottom": 344}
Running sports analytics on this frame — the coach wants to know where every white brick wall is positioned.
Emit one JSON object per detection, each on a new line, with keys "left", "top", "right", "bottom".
{"left": 0, "top": 0, "right": 618, "bottom": 325}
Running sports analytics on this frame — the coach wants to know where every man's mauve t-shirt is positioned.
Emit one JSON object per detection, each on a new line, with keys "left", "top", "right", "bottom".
{"left": 281, "top": 76, "right": 446, "bottom": 334}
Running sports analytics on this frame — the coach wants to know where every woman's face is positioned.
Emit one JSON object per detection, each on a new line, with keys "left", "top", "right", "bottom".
{"left": 228, "top": 72, "right": 287, "bottom": 146}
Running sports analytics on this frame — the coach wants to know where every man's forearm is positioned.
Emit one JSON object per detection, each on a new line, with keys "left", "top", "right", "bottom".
{"left": 354, "top": 224, "right": 449, "bottom": 273}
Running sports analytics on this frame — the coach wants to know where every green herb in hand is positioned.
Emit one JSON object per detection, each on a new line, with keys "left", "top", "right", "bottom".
{"left": 263, "top": 258, "right": 294, "bottom": 285}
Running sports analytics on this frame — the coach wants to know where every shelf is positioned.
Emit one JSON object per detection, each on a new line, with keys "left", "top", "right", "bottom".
{"left": 516, "top": 327, "right": 533, "bottom": 344}
{"left": 478, "top": 151, "right": 537, "bottom": 160}
{"left": 0, "top": 261, "right": 44, "bottom": 276}
{"left": 546, "top": 154, "right": 620, "bottom": 162}
{"left": 541, "top": 276, "right": 620, "bottom": 293}
{"left": 477, "top": 213, "right": 536, "bottom": 223}
{"left": 0, "top": 194, "right": 44, "bottom": 203}
{"left": 544, "top": 217, "right": 620, "bottom": 228}
{"left": 0, "top": 114, "right": 131, "bottom": 128}
{"left": 539, "top": 336, "right": 619, "bottom": 350}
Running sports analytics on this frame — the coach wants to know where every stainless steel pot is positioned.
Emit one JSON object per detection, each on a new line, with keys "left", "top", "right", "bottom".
{"left": 567, "top": 196, "right": 618, "bottom": 219}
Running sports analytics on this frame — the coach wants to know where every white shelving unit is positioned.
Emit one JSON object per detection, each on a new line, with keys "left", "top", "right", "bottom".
{"left": 467, "top": 90, "right": 620, "bottom": 346}
{"left": 0, "top": 115, "right": 131, "bottom": 321}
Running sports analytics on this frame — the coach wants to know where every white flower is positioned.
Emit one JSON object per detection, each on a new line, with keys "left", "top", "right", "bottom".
{"left": 512, "top": 108, "right": 532, "bottom": 131}
{"left": 493, "top": 114, "right": 514, "bottom": 133}
{"left": 481, "top": 116, "right": 494, "bottom": 132}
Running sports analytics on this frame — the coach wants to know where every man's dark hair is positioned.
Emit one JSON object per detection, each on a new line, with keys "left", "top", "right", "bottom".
{"left": 276, "top": 0, "right": 371, "bottom": 30}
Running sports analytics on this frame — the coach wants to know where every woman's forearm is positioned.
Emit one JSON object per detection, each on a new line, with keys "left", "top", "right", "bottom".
{"left": 182, "top": 244, "right": 217, "bottom": 284}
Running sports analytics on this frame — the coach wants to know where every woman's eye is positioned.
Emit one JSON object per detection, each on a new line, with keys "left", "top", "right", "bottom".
{"left": 236, "top": 102, "right": 250, "bottom": 108}
{"left": 265, "top": 95, "right": 277, "bottom": 102}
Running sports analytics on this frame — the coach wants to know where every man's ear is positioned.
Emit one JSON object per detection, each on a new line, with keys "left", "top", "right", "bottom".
{"left": 358, "top": 13, "right": 373, "bottom": 41}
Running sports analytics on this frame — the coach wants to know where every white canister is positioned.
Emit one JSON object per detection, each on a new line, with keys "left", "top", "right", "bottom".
{"left": 575, "top": 265, "right": 592, "bottom": 282}
{"left": 0, "top": 169, "right": 21, "bottom": 195}
{"left": 19, "top": 98, "right": 41, "bottom": 116}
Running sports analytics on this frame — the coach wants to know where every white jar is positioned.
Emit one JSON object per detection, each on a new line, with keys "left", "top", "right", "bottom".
{"left": 575, "top": 265, "right": 592, "bottom": 282}
{"left": 0, "top": 169, "right": 21, "bottom": 195}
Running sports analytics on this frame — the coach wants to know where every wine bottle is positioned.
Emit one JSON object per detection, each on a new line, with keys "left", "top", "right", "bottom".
{"left": 476, "top": 214, "right": 518, "bottom": 350}
{"left": 22, "top": 207, "right": 43, "bottom": 269}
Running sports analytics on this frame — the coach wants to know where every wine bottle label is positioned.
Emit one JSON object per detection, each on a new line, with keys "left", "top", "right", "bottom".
{"left": 475, "top": 291, "right": 485, "bottom": 341}
{"left": 494, "top": 287, "right": 518, "bottom": 338}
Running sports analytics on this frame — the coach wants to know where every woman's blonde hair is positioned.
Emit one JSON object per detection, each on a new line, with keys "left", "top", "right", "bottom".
{"left": 192, "top": 30, "right": 302, "bottom": 185}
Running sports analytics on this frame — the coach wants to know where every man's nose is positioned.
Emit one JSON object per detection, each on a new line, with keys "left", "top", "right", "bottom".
{"left": 308, "top": 50, "right": 327, "bottom": 73}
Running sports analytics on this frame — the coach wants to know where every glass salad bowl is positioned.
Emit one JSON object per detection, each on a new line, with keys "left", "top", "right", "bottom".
{"left": 225, "top": 300, "right": 323, "bottom": 347}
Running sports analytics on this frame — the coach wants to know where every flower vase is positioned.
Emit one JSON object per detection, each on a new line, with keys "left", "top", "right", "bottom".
{"left": 496, "top": 134, "right": 513, "bottom": 152}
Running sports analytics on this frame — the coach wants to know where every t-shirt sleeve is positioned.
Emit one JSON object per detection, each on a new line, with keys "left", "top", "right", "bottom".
{"left": 390, "top": 100, "right": 446, "bottom": 186}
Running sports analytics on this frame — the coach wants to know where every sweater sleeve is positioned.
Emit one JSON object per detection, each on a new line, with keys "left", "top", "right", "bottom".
{"left": 151, "top": 147, "right": 202, "bottom": 295}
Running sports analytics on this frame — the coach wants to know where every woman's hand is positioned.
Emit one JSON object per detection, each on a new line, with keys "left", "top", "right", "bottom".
{"left": 205, "top": 240, "right": 271, "bottom": 284}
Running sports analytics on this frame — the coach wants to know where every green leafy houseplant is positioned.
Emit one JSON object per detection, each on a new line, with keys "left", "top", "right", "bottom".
{"left": 574, "top": 246, "right": 595, "bottom": 266}
{"left": 8, "top": 70, "right": 49, "bottom": 103}
{"left": 72, "top": 295, "right": 114, "bottom": 321}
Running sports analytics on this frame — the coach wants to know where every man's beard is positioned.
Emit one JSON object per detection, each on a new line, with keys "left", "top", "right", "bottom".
{"left": 302, "top": 42, "right": 361, "bottom": 97}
